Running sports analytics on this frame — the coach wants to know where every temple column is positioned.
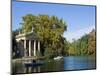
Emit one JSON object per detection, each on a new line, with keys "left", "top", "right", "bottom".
{"left": 24, "top": 40, "right": 27, "bottom": 57}
{"left": 34, "top": 40, "right": 36, "bottom": 56}
{"left": 38, "top": 41, "right": 40, "bottom": 56}
{"left": 29, "top": 40, "right": 31, "bottom": 56}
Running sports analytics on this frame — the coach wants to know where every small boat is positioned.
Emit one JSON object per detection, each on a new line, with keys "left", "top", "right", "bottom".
{"left": 54, "top": 56, "right": 63, "bottom": 60}
{"left": 24, "top": 60, "right": 44, "bottom": 67}
{"left": 25, "top": 62, "right": 44, "bottom": 67}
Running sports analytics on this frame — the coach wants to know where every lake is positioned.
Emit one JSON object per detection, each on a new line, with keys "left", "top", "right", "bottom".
{"left": 12, "top": 56, "right": 96, "bottom": 74}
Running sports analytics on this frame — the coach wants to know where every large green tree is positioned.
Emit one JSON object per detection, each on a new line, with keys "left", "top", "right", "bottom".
{"left": 21, "top": 14, "right": 67, "bottom": 56}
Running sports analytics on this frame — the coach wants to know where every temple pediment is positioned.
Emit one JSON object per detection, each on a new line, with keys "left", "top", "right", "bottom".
{"left": 16, "top": 31, "right": 39, "bottom": 41}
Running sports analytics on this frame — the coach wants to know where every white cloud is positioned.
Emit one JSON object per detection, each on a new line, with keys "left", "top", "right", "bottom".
{"left": 63, "top": 25, "right": 95, "bottom": 42}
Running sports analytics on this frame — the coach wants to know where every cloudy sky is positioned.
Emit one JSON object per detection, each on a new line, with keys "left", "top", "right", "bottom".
{"left": 12, "top": 1, "right": 96, "bottom": 42}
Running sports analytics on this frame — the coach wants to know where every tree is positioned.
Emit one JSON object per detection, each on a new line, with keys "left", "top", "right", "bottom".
{"left": 67, "top": 29, "right": 96, "bottom": 56}
{"left": 12, "top": 31, "right": 19, "bottom": 58}
{"left": 21, "top": 14, "right": 67, "bottom": 57}
{"left": 68, "top": 34, "right": 88, "bottom": 56}
{"left": 88, "top": 29, "right": 96, "bottom": 55}
{"left": 12, "top": 29, "right": 23, "bottom": 58}
{"left": 63, "top": 39, "right": 70, "bottom": 56}
{"left": 78, "top": 34, "right": 88, "bottom": 55}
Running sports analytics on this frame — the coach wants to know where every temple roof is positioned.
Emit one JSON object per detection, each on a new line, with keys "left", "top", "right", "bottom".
{"left": 16, "top": 31, "right": 39, "bottom": 40}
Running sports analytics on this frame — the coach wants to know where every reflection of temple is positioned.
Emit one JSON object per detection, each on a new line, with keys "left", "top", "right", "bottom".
{"left": 16, "top": 28, "right": 40, "bottom": 57}
{"left": 25, "top": 66, "right": 41, "bottom": 73}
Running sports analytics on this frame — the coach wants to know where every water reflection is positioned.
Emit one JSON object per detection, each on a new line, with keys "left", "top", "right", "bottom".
{"left": 24, "top": 66, "right": 41, "bottom": 73}
{"left": 64, "top": 56, "right": 89, "bottom": 70}
{"left": 12, "top": 56, "right": 96, "bottom": 74}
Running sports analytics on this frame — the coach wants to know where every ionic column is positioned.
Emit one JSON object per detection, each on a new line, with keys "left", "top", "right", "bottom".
{"left": 38, "top": 41, "right": 40, "bottom": 56}
{"left": 24, "top": 40, "right": 27, "bottom": 57}
{"left": 34, "top": 40, "right": 36, "bottom": 56}
{"left": 29, "top": 40, "right": 31, "bottom": 56}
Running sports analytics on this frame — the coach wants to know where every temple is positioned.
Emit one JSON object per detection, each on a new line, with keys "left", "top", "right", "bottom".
{"left": 15, "top": 28, "right": 41, "bottom": 57}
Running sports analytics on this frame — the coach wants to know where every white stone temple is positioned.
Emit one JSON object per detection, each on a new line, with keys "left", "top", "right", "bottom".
{"left": 15, "top": 28, "right": 41, "bottom": 57}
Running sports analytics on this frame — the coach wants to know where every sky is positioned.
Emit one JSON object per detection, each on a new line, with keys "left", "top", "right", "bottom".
{"left": 12, "top": 1, "right": 96, "bottom": 42}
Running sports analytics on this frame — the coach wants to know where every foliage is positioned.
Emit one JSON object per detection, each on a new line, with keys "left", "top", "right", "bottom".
{"left": 21, "top": 14, "right": 67, "bottom": 57}
{"left": 88, "top": 29, "right": 96, "bottom": 55}
{"left": 12, "top": 14, "right": 96, "bottom": 58}
{"left": 66, "top": 29, "right": 96, "bottom": 56}
{"left": 12, "top": 31, "right": 20, "bottom": 58}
